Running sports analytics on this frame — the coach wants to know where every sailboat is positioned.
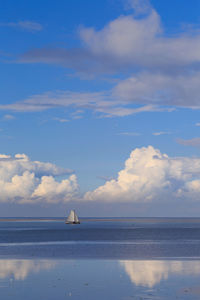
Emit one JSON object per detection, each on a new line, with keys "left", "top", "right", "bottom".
{"left": 65, "top": 210, "right": 80, "bottom": 224}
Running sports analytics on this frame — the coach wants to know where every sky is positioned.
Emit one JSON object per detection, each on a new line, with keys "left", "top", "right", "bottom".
{"left": 1, "top": 0, "right": 200, "bottom": 216}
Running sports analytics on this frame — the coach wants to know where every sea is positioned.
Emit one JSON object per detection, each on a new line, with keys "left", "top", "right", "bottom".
{"left": 1, "top": 217, "right": 200, "bottom": 299}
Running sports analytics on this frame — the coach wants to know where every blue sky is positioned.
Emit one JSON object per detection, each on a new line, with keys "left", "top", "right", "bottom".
{"left": 1, "top": 0, "right": 200, "bottom": 216}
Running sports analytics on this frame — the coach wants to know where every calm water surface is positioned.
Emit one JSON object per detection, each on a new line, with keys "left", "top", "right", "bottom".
{"left": 0, "top": 218, "right": 200, "bottom": 299}
{"left": 0, "top": 217, "right": 200, "bottom": 259}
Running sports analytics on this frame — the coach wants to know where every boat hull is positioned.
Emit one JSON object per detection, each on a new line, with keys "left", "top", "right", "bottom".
{"left": 65, "top": 221, "right": 80, "bottom": 224}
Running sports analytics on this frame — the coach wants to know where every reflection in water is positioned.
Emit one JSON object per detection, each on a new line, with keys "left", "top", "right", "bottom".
{"left": 0, "top": 259, "right": 200, "bottom": 299}
{"left": 0, "top": 260, "right": 56, "bottom": 280}
{"left": 120, "top": 260, "right": 200, "bottom": 287}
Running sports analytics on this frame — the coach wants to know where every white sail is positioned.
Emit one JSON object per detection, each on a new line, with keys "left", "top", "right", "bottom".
{"left": 74, "top": 212, "right": 79, "bottom": 223}
{"left": 66, "top": 210, "right": 75, "bottom": 222}
{"left": 65, "top": 209, "right": 80, "bottom": 224}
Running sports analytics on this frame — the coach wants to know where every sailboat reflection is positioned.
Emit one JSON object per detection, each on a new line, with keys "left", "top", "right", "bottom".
{"left": 120, "top": 260, "right": 200, "bottom": 287}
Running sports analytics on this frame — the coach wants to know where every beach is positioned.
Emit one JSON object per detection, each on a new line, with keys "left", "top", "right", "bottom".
{"left": 1, "top": 218, "right": 200, "bottom": 299}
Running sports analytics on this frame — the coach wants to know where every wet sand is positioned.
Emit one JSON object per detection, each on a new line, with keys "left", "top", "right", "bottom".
{"left": 0, "top": 259, "right": 200, "bottom": 299}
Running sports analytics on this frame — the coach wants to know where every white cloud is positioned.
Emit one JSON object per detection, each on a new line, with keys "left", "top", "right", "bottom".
{"left": 5, "top": 5, "right": 200, "bottom": 116}
{"left": 113, "top": 71, "right": 200, "bottom": 108}
{"left": 120, "top": 260, "right": 200, "bottom": 288}
{"left": 3, "top": 114, "right": 15, "bottom": 120}
{"left": 177, "top": 137, "right": 200, "bottom": 147}
{"left": 0, "top": 89, "right": 173, "bottom": 117}
{"left": 20, "top": 6, "right": 200, "bottom": 75}
{"left": 80, "top": 10, "right": 161, "bottom": 63}
{"left": 0, "top": 91, "right": 107, "bottom": 113}
{"left": 84, "top": 146, "right": 200, "bottom": 203}
{"left": 0, "top": 21, "right": 43, "bottom": 32}
{"left": 79, "top": 8, "right": 200, "bottom": 72}
{"left": 125, "top": 0, "right": 152, "bottom": 15}
{"left": 118, "top": 132, "right": 141, "bottom": 136}
{"left": 71, "top": 109, "right": 84, "bottom": 120}
{"left": 4, "top": 5, "right": 200, "bottom": 116}
{"left": 0, "top": 153, "right": 72, "bottom": 179}
{"left": 32, "top": 174, "right": 78, "bottom": 203}
{"left": 152, "top": 131, "right": 171, "bottom": 136}
{"left": 53, "top": 117, "right": 69, "bottom": 123}
{"left": 3, "top": 147, "right": 200, "bottom": 206}
{"left": 0, "top": 153, "right": 78, "bottom": 204}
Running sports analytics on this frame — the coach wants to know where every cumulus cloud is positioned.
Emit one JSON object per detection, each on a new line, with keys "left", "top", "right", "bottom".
{"left": 3, "top": 147, "right": 200, "bottom": 206}
{"left": 85, "top": 146, "right": 200, "bottom": 203}
{"left": 0, "top": 153, "right": 79, "bottom": 204}
{"left": 120, "top": 260, "right": 200, "bottom": 287}
{"left": 32, "top": 174, "right": 78, "bottom": 203}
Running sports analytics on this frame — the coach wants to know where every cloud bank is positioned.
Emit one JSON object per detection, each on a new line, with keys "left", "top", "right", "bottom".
{"left": 0, "top": 153, "right": 78, "bottom": 204}
{"left": 3, "top": 147, "right": 200, "bottom": 206}
{"left": 1, "top": 3, "right": 197, "bottom": 117}
{"left": 85, "top": 146, "right": 200, "bottom": 203}
{"left": 20, "top": 7, "right": 200, "bottom": 73}
{"left": 0, "top": 90, "right": 165, "bottom": 117}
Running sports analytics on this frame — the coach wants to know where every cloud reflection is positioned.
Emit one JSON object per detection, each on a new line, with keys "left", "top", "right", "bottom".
{"left": 0, "top": 260, "right": 56, "bottom": 280}
{"left": 120, "top": 260, "right": 200, "bottom": 287}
